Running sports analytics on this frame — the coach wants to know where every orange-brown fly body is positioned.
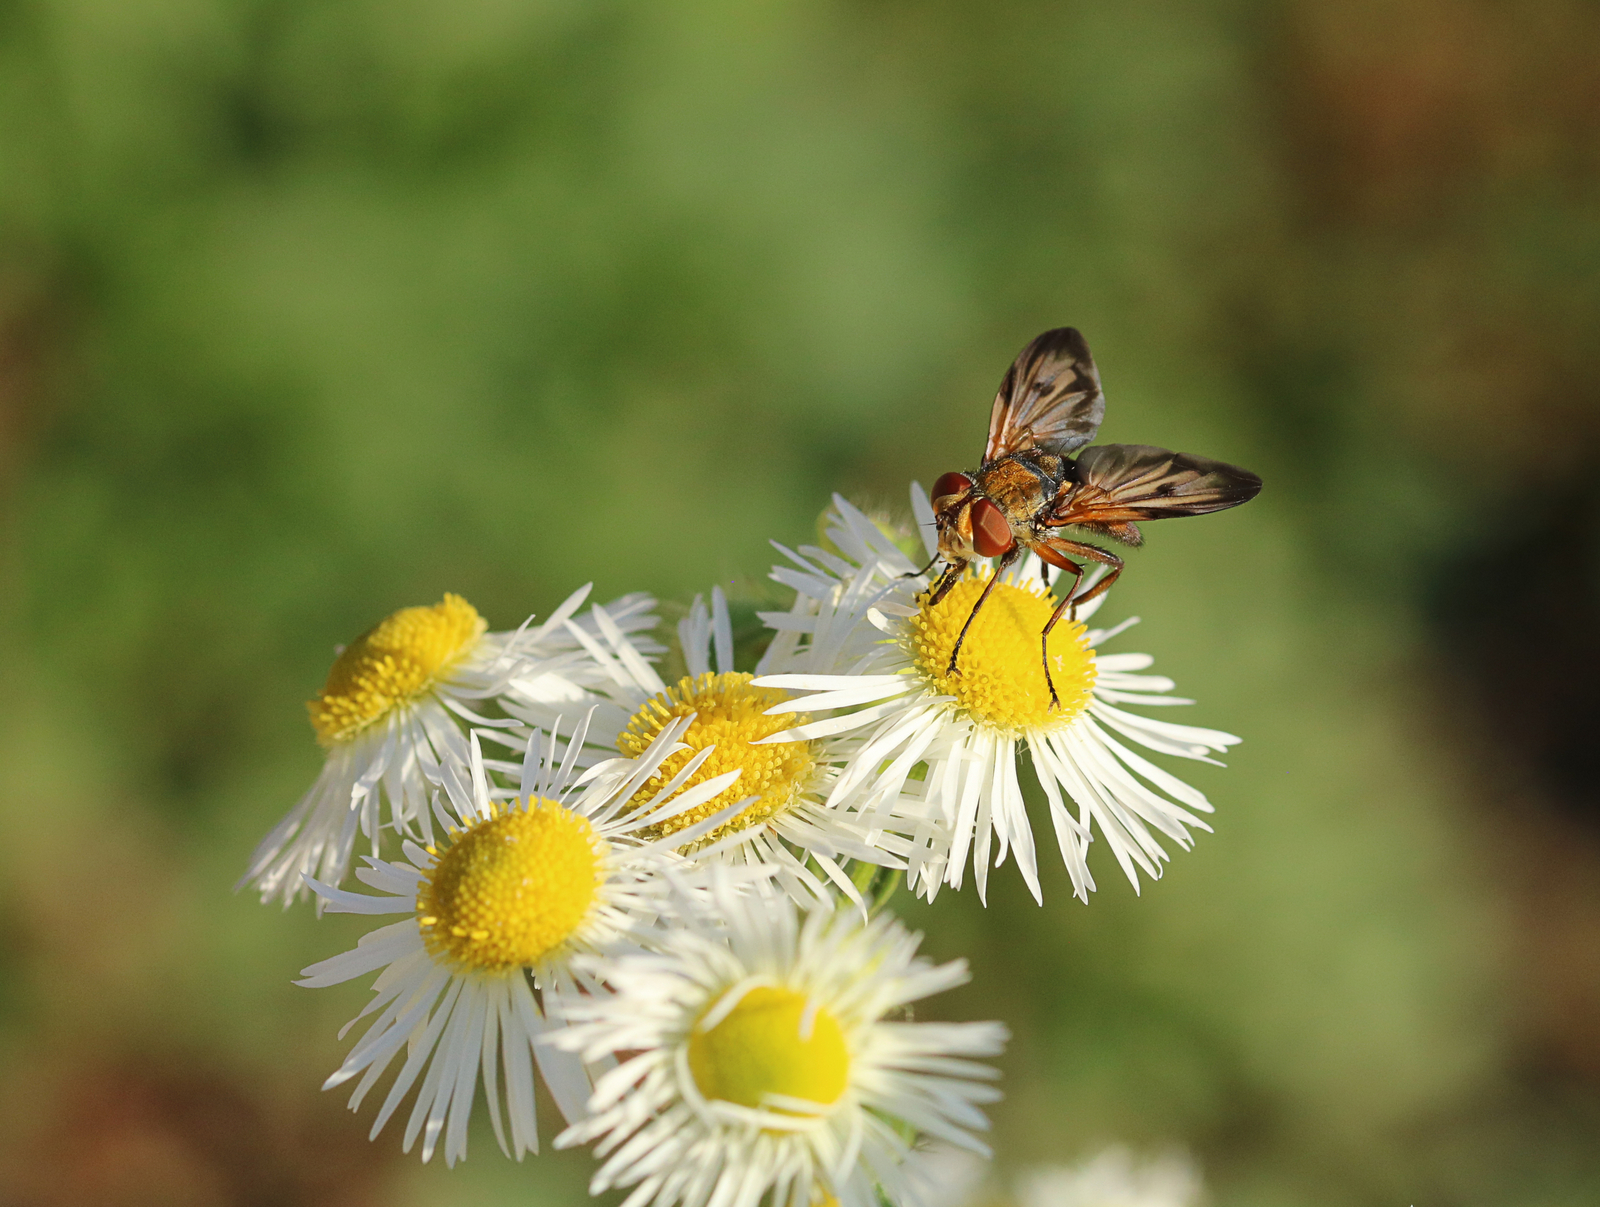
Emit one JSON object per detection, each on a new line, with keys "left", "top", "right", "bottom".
{"left": 925, "top": 328, "right": 1261, "bottom": 708}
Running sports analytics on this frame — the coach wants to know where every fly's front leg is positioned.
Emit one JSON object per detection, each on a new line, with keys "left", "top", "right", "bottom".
{"left": 926, "top": 558, "right": 966, "bottom": 607}
{"left": 946, "top": 547, "right": 1019, "bottom": 678}
{"left": 902, "top": 552, "right": 941, "bottom": 580}
{"left": 1034, "top": 537, "right": 1122, "bottom": 709}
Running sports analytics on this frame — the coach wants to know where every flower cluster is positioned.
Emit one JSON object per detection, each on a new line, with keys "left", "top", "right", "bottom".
{"left": 244, "top": 482, "right": 1242, "bottom": 1206}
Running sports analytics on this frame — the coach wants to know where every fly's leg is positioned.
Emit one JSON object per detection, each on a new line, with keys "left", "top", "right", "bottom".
{"left": 1037, "top": 537, "right": 1122, "bottom": 618}
{"left": 1031, "top": 541, "right": 1083, "bottom": 709}
{"left": 1033, "top": 540, "right": 1083, "bottom": 602}
{"left": 1033, "top": 538, "right": 1122, "bottom": 708}
{"left": 901, "top": 553, "right": 941, "bottom": 580}
{"left": 1055, "top": 542, "right": 1123, "bottom": 618}
{"left": 945, "top": 547, "right": 1019, "bottom": 678}
{"left": 926, "top": 558, "right": 966, "bottom": 607}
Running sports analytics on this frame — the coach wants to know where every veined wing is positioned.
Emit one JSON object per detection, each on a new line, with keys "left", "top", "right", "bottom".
{"left": 984, "top": 327, "right": 1105, "bottom": 464}
{"left": 1047, "top": 444, "right": 1262, "bottom": 526}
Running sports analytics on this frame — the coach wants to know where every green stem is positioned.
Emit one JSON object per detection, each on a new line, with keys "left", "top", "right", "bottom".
{"left": 867, "top": 867, "right": 903, "bottom": 917}
{"left": 850, "top": 858, "right": 880, "bottom": 896}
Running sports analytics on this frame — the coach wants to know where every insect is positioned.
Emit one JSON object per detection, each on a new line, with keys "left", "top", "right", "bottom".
{"left": 925, "top": 327, "right": 1262, "bottom": 708}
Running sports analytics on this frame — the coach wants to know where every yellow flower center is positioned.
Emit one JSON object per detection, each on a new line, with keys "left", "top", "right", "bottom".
{"left": 688, "top": 986, "right": 850, "bottom": 1112}
{"left": 416, "top": 799, "right": 604, "bottom": 973}
{"left": 910, "top": 572, "right": 1097, "bottom": 734}
{"left": 308, "top": 594, "right": 487, "bottom": 746}
{"left": 617, "top": 673, "right": 816, "bottom": 843}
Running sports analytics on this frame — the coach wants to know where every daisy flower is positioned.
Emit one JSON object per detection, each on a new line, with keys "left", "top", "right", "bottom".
{"left": 549, "top": 876, "right": 1007, "bottom": 1207}
{"left": 753, "top": 488, "right": 1240, "bottom": 904}
{"left": 499, "top": 585, "right": 937, "bottom": 908}
{"left": 296, "top": 714, "right": 752, "bottom": 1167}
{"left": 242, "top": 584, "right": 658, "bottom": 907}
{"left": 1016, "top": 1148, "right": 1204, "bottom": 1207}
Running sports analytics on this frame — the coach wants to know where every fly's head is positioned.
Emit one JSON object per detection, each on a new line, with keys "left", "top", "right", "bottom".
{"left": 931, "top": 471, "right": 1015, "bottom": 563}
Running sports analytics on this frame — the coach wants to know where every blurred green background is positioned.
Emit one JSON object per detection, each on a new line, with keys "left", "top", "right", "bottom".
{"left": 3, "top": 0, "right": 1599, "bottom": 1203}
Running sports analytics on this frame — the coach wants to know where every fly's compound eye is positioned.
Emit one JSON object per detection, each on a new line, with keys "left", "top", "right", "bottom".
{"left": 932, "top": 472, "right": 973, "bottom": 504}
{"left": 970, "top": 497, "right": 1015, "bottom": 558}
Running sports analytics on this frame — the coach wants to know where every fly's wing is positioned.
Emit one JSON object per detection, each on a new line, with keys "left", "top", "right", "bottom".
{"left": 1047, "top": 444, "right": 1262, "bottom": 527}
{"left": 984, "top": 327, "right": 1106, "bottom": 464}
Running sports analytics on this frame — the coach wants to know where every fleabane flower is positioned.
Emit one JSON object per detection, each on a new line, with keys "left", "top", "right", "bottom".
{"left": 1016, "top": 1148, "right": 1204, "bottom": 1207}
{"left": 753, "top": 488, "right": 1240, "bottom": 904}
{"left": 500, "top": 585, "right": 937, "bottom": 908}
{"left": 295, "top": 713, "right": 748, "bottom": 1167}
{"left": 549, "top": 876, "right": 1007, "bottom": 1207}
{"left": 242, "top": 584, "right": 658, "bottom": 907}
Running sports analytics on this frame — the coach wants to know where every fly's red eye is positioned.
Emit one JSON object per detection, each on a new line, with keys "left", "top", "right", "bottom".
{"left": 932, "top": 472, "right": 973, "bottom": 502}
{"left": 970, "top": 497, "right": 1014, "bottom": 558}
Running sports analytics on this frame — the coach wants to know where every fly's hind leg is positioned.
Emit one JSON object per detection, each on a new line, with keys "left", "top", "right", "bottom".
{"left": 1052, "top": 540, "right": 1123, "bottom": 618}
{"left": 1033, "top": 540, "right": 1083, "bottom": 607}
{"left": 1032, "top": 538, "right": 1123, "bottom": 709}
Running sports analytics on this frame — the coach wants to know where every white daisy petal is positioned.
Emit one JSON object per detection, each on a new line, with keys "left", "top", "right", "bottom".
{"left": 910, "top": 481, "right": 939, "bottom": 559}
{"left": 1016, "top": 1146, "right": 1205, "bottom": 1207}
{"left": 681, "top": 596, "right": 714, "bottom": 679}
{"left": 711, "top": 586, "right": 736, "bottom": 677}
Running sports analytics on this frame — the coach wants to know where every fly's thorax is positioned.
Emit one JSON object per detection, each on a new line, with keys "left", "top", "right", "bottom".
{"left": 974, "top": 455, "right": 1054, "bottom": 527}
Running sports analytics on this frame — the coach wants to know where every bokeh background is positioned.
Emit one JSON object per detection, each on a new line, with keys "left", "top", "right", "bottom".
{"left": 2, "top": 1, "right": 1599, "bottom": 1203}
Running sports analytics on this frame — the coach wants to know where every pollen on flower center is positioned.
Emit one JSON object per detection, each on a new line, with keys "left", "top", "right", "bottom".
{"left": 617, "top": 673, "right": 816, "bottom": 843}
{"left": 417, "top": 799, "right": 603, "bottom": 973}
{"left": 911, "top": 572, "right": 1097, "bottom": 733}
{"left": 308, "top": 594, "right": 486, "bottom": 746}
{"left": 687, "top": 986, "right": 850, "bottom": 1112}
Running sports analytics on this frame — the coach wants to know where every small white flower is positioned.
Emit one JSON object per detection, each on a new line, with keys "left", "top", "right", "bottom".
{"left": 295, "top": 715, "right": 747, "bottom": 1167}
{"left": 500, "top": 585, "right": 939, "bottom": 909}
{"left": 241, "top": 584, "right": 658, "bottom": 907}
{"left": 901, "top": 1141, "right": 995, "bottom": 1207}
{"left": 549, "top": 877, "right": 1007, "bottom": 1207}
{"left": 753, "top": 488, "right": 1240, "bottom": 903}
{"left": 1016, "top": 1148, "right": 1204, "bottom": 1207}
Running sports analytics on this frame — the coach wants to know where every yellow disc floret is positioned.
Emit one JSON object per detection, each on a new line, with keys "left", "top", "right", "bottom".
{"left": 617, "top": 673, "right": 816, "bottom": 843}
{"left": 308, "top": 594, "right": 487, "bottom": 746}
{"left": 688, "top": 986, "right": 850, "bottom": 1112}
{"left": 911, "top": 572, "right": 1097, "bottom": 734}
{"left": 417, "top": 800, "right": 604, "bottom": 973}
